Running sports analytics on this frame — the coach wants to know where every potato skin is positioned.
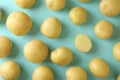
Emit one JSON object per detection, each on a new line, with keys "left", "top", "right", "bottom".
{"left": 89, "top": 58, "right": 110, "bottom": 78}
{"left": 66, "top": 66, "right": 88, "bottom": 80}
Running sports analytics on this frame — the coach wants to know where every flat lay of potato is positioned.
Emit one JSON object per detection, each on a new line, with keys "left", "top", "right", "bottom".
{"left": 66, "top": 66, "right": 88, "bottom": 80}
{"left": 0, "top": 60, "right": 21, "bottom": 80}
{"left": 50, "top": 47, "right": 73, "bottom": 66}
{"left": 6, "top": 11, "right": 32, "bottom": 36}
{"left": 0, "top": 36, "right": 12, "bottom": 58}
{"left": 32, "top": 66, "right": 54, "bottom": 80}
{"left": 24, "top": 40, "right": 48, "bottom": 63}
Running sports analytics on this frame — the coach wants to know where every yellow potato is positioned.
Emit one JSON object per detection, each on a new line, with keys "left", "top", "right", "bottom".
{"left": 69, "top": 7, "right": 87, "bottom": 25}
{"left": 79, "top": 0, "right": 89, "bottom": 2}
{"left": 117, "top": 74, "right": 120, "bottom": 80}
{"left": 89, "top": 58, "right": 110, "bottom": 78}
{"left": 24, "top": 40, "right": 48, "bottom": 63}
{"left": 6, "top": 11, "right": 32, "bottom": 36}
{"left": 113, "top": 42, "right": 120, "bottom": 61}
{"left": 50, "top": 47, "right": 73, "bottom": 66}
{"left": 66, "top": 66, "right": 87, "bottom": 80}
{"left": 41, "top": 17, "right": 62, "bottom": 38}
{"left": 0, "top": 60, "right": 21, "bottom": 80}
{"left": 15, "top": 0, "right": 35, "bottom": 8}
{"left": 94, "top": 20, "right": 113, "bottom": 39}
{"left": 0, "top": 36, "right": 12, "bottom": 58}
{"left": 32, "top": 66, "right": 54, "bottom": 80}
{"left": 75, "top": 34, "right": 92, "bottom": 53}
{"left": 46, "top": 0, "right": 66, "bottom": 10}
{"left": 99, "top": 0, "right": 120, "bottom": 17}
{"left": 0, "top": 10, "right": 2, "bottom": 21}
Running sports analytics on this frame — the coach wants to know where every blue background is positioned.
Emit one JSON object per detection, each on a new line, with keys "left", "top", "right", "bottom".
{"left": 0, "top": 0, "right": 120, "bottom": 80}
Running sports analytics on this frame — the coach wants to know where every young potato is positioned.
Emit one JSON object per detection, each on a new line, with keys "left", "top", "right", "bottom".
{"left": 0, "top": 10, "right": 2, "bottom": 21}
{"left": 0, "top": 60, "right": 21, "bottom": 80}
{"left": 69, "top": 7, "right": 87, "bottom": 25}
{"left": 32, "top": 66, "right": 54, "bottom": 80}
{"left": 50, "top": 47, "right": 73, "bottom": 66}
{"left": 6, "top": 11, "right": 32, "bottom": 36}
{"left": 41, "top": 17, "right": 62, "bottom": 38}
{"left": 89, "top": 58, "right": 110, "bottom": 78}
{"left": 117, "top": 74, "right": 120, "bottom": 80}
{"left": 46, "top": 0, "right": 66, "bottom": 10}
{"left": 24, "top": 40, "right": 48, "bottom": 63}
{"left": 75, "top": 34, "right": 92, "bottom": 53}
{"left": 113, "top": 42, "right": 120, "bottom": 61}
{"left": 94, "top": 20, "right": 113, "bottom": 39}
{"left": 66, "top": 66, "right": 88, "bottom": 80}
{"left": 0, "top": 36, "right": 12, "bottom": 58}
{"left": 79, "top": 0, "right": 89, "bottom": 2}
{"left": 99, "top": 0, "right": 120, "bottom": 17}
{"left": 15, "top": 0, "right": 35, "bottom": 9}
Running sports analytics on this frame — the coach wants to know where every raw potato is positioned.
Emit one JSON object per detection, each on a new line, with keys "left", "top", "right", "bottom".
{"left": 99, "top": 0, "right": 120, "bottom": 17}
{"left": 32, "top": 66, "right": 54, "bottom": 80}
{"left": 6, "top": 11, "right": 32, "bottom": 36}
{"left": 0, "top": 60, "right": 21, "bottom": 80}
{"left": 69, "top": 7, "right": 87, "bottom": 25}
{"left": 0, "top": 10, "right": 2, "bottom": 21}
{"left": 89, "top": 58, "right": 110, "bottom": 78}
{"left": 113, "top": 42, "right": 120, "bottom": 61}
{"left": 15, "top": 0, "right": 35, "bottom": 8}
{"left": 41, "top": 17, "right": 62, "bottom": 38}
{"left": 24, "top": 40, "right": 48, "bottom": 63}
{"left": 50, "top": 47, "right": 73, "bottom": 66}
{"left": 0, "top": 36, "right": 12, "bottom": 58}
{"left": 46, "top": 0, "right": 66, "bottom": 10}
{"left": 79, "top": 0, "right": 89, "bottom": 2}
{"left": 94, "top": 20, "right": 113, "bottom": 39}
{"left": 117, "top": 74, "right": 120, "bottom": 80}
{"left": 66, "top": 66, "right": 88, "bottom": 80}
{"left": 75, "top": 34, "right": 92, "bottom": 53}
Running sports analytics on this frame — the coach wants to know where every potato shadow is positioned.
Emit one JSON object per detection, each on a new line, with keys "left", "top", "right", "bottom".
{"left": 30, "top": 0, "right": 42, "bottom": 10}
{"left": 0, "top": 8, "right": 7, "bottom": 25}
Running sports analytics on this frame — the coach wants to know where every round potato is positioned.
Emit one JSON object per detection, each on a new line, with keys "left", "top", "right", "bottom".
{"left": 15, "top": 0, "right": 35, "bottom": 8}
{"left": 32, "top": 66, "right": 54, "bottom": 80}
{"left": 0, "top": 60, "right": 21, "bottom": 80}
{"left": 41, "top": 17, "right": 62, "bottom": 38}
{"left": 0, "top": 36, "right": 12, "bottom": 58}
{"left": 24, "top": 40, "right": 48, "bottom": 63}
{"left": 66, "top": 66, "right": 87, "bottom": 80}
{"left": 94, "top": 20, "right": 113, "bottom": 39}
{"left": 99, "top": 0, "right": 120, "bottom": 17}
{"left": 69, "top": 7, "right": 87, "bottom": 25}
{"left": 117, "top": 74, "right": 120, "bottom": 80}
{"left": 89, "top": 58, "right": 110, "bottom": 78}
{"left": 0, "top": 10, "right": 2, "bottom": 21}
{"left": 50, "top": 47, "right": 73, "bottom": 66}
{"left": 6, "top": 11, "right": 32, "bottom": 36}
{"left": 75, "top": 34, "right": 92, "bottom": 53}
{"left": 46, "top": 0, "right": 66, "bottom": 10}
{"left": 113, "top": 42, "right": 120, "bottom": 61}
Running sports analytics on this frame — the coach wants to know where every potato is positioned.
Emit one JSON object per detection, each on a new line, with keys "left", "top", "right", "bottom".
{"left": 50, "top": 47, "right": 73, "bottom": 66}
{"left": 89, "top": 58, "right": 110, "bottom": 78}
{"left": 94, "top": 20, "right": 113, "bottom": 39}
{"left": 41, "top": 17, "right": 62, "bottom": 38}
{"left": 32, "top": 66, "right": 54, "bottom": 80}
{"left": 15, "top": 0, "right": 35, "bottom": 8}
{"left": 0, "top": 36, "right": 12, "bottom": 58}
{"left": 79, "top": 0, "right": 89, "bottom": 2}
{"left": 99, "top": 0, "right": 120, "bottom": 17}
{"left": 75, "top": 34, "right": 92, "bottom": 53}
{"left": 6, "top": 11, "right": 32, "bottom": 36}
{"left": 0, "top": 60, "right": 21, "bottom": 80}
{"left": 24, "top": 40, "right": 48, "bottom": 63}
{"left": 66, "top": 66, "right": 87, "bottom": 80}
{"left": 113, "top": 42, "right": 120, "bottom": 61}
{"left": 0, "top": 10, "right": 2, "bottom": 21}
{"left": 69, "top": 7, "right": 87, "bottom": 25}
{"left": 117, "top": 74, "right": 120, "bottom": 80}
{"left": 46, "top": 0, "right": 66, "bottom": 10}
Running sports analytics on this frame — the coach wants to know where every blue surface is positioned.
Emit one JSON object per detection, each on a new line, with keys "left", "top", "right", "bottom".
{"left": 0, "top": 0, "right": 120, "bottom": 80}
